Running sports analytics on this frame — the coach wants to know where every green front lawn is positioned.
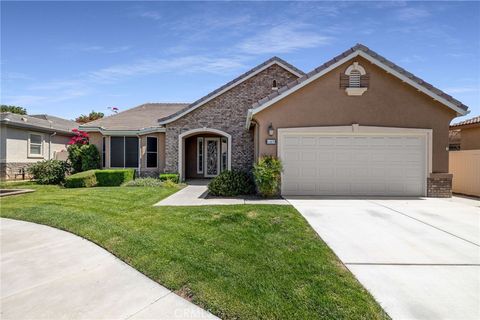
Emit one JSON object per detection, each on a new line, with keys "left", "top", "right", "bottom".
{"left": 0, "top": 183, "right": 388, "bottom": 319}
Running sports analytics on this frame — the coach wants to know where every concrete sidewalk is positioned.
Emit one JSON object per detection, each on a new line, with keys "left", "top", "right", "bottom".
{"left": 155, "top": 184, "right": 288, "bottom": 206}
{"left": 0, "top": 218, "right": 219, "bottom": 320}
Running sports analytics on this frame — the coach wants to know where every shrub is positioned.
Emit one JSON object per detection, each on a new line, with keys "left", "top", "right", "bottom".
{"left": 95, "top": 169, "right": 135, "bottom": 186}
{"left": 123, "top": 177, "right": 163, "bottom": 187}
{"left": 163, "top": 179, "right": 178, "bottom": 188}
{"left": 208, "top": 170, "right": 255, "bottom": 197}
{"left": 67, "top": 143, "right": 100, "bottom": 173}
{"left": 28, "top": 160, "right": 70, "bottom": 185}
{"left": 159, "top": 173, "right": 179, "bottom": 183}
{"left": 65, "top": 170, "right": 97, "bottom": 188}
{"left": 67, "top": 144, "right": 83, "bottom": 173}
{"left": 253, "top": 156, "right": 283, "bottom": 197}
{"left": 80, "top": 144, "right": 100, "bottom": 171}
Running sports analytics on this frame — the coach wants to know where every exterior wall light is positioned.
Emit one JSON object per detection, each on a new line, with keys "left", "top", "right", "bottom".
{"left": 268, "top": 123, "right": 274, "bottom": 136}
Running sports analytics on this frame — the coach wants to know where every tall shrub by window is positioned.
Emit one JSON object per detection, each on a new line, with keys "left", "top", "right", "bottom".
{"left": 253, "top": 156, "right": 283, "bottom": 197}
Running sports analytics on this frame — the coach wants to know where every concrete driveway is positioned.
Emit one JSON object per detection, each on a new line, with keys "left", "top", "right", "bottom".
{"left": 0, "top": 218, "right": 218, "bottom": 320}
{"left": 287, "top": 196, "right": 480, "bottom": 320}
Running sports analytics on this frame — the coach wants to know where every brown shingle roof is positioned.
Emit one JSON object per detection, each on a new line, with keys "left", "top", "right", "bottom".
{"left": 158, "top": 56, "right": 304, "bottom": 124}
{"left": 450, "top": 116, "right": 480, "bottom": 128}
{"left": 250, "top": 43, "right": 469, "bottom": 113}
{"left": 81, "top": 103, "right": 188, "bottom": 131}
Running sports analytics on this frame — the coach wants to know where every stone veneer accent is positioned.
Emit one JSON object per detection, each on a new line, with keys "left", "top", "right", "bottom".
{"left": 165, "top": 64, "right": 299, "bottom": 174}
{"left": 0, "top": 162, "right": 33, "bottom": 180}
{"left": 427, "top": 173, "right": 453, "bottom": 198}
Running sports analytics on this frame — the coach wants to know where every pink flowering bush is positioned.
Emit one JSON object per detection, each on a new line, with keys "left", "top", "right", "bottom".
{"left": 68, "top": 128, "right": 89, "bottom": 145}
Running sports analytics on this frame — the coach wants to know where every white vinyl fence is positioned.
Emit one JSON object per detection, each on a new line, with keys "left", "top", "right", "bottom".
{"left": 449, "top": 150, "right": 480, "bottom": 197}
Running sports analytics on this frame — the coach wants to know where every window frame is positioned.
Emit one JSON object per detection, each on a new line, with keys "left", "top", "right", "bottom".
{"left": 146, "top": 136, "right": 158, "bottom": 168}
{"left": 110, "top": 136, "right": 139, "bottom": 168}
{"left": 28, "top": 132, "right": 44, "bottom": 158}
{"left": 197, "top": 137, "right": 204, "bottom": 174}
{"left": 102, "top": 137, "right": 106, "bottom": 168}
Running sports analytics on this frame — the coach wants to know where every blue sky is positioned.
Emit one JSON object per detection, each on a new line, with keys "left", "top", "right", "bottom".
{"left": 1, "top": 1, "right": 479, "bottom": 122}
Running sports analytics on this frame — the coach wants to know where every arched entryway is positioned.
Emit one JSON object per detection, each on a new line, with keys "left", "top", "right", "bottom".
{"left": 178, "top": 128, "right": 231, "bottom": 181}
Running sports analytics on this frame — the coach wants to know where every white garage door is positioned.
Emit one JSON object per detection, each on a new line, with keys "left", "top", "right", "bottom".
{"left": 280, "top": 130, "right": 427, "bottom": 196}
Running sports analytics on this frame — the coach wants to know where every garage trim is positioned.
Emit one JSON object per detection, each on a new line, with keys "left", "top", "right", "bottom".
{"left": 278, "top": 124, "right": 433, "bottom": 196}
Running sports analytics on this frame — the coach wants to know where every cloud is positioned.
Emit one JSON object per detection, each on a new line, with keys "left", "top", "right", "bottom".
{"left": 444, "top": 86, "right": 480, "bottom": 94}
{"left": 138, "top": 10, "right": 162, "bottom": 20}
{"left": 238, "top": 25, "right": 331, "bottom": 54}
{"left": 399, "top": 54, "right": 426, "bottom": 64}
{"left": 1, "top": 72, "right": 33, "bottom": 81}
{"left": 59, "top": 43, "right": 131, "bottom": 54}
{"left": 396, "top": 7, "right": 431, "bottom": 21}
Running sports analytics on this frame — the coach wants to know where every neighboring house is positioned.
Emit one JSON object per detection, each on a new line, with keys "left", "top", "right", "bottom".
{"left": 449, "top": 116, "right": 480, "bottom": 150}
{"left": 0, "top": 113, "right": 77, "bottom": 179}
{"left": 448, "top": 116, "right": 480, "bottom": 197}
{"left": 81, "top": 44, "right": 469, "bottom": 197}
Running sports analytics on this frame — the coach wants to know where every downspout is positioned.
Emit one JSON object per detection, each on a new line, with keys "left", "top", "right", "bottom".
{"left": 49, "top": 132, "right": 57, "bottom": 160}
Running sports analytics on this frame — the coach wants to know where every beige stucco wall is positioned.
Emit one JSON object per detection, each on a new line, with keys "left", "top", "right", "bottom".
{"left": 2, "top": 126, "right": 70, "bottom": 163}
{"left": 88, "top": 132, "right": 166, "bottom": 173}
{"left": 460, "top": 126, "right": 480, "bottom": 150}
{"left": 253, "top": 56, "right": 457, "bottom": 173}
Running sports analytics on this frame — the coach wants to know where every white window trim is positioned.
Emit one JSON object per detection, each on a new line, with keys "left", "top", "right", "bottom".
{"left": 146, "top": 136, "right": 158, "bottom": 169}
{"left": 28, "top": 132, "right": 44, "bottom": 158}
{"left": 197, "top": 137, "right": 204, "bottom": 174}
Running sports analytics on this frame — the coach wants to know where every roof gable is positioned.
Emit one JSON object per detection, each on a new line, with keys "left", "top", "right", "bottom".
{"left": 158, "top": 57, "right": 304, "bottom": 125}
{"left": 0, "top": 112, "right": 77, "bottom": 133}
{"left": 247, "top": 44, "right": 469, "bottom": 128}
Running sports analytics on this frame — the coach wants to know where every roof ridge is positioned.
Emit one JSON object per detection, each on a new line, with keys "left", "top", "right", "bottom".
{"left": 451, "top": 115, "right": 480, "bottom": 127}
{"left": 158, "top": 56, "right": 304, "bottom": 124}
{"left": 249, "top": 43, "right": 469, "bottom": 115}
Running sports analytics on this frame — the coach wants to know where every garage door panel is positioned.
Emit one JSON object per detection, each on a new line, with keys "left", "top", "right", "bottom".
{"left": 281, "top": 132, "right": 426, "bottom": 196}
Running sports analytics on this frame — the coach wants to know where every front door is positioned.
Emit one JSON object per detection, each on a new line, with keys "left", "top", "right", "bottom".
{"left": 204, "top": 138, "right": 220, "bottom": 177}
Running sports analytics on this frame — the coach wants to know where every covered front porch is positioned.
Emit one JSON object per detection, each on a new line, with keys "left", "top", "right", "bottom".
{"left": 178, "top": 128, "right": 231, "bottom": 181}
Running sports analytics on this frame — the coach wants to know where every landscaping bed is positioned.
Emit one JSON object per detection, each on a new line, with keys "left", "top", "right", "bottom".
{"left": 0, "top": 183, "right": 388, "bottom": 319}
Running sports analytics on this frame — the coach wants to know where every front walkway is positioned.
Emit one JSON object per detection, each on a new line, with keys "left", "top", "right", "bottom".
{"left": 287, "top": 196, "right": 480, "bottom": 320}
{"left": 0, "top": 218, "right": 218, "bottom": 320}
{"left": 155, "top": 182, "right": 288, "bottom": 206}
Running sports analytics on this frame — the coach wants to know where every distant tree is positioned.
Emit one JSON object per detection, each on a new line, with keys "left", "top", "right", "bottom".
{"left": 1, "top": 105, "right": 27, "bottom": 115}
{"left": 75, "top": 111, "right": 104, "bottom": 124}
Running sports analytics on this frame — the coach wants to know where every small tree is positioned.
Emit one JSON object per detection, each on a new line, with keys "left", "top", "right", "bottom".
{"left": 67, "top": 129, "right": 99, "bottom": 173}
{"left": 80, "top": 144, "right": 100, "bottom": 171}
{"left": 75, "top": 111, "right": 104, "bottom": 124}
{"left": 1, "top": 105, "right": 27, "bottom": 115}
{"left": 253, "top": 156, "right": 283, "bottom": 197}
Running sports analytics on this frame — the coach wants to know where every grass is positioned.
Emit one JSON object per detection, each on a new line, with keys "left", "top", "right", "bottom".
{"left": 0, "top": 182, "right": 388, "bottom": 319}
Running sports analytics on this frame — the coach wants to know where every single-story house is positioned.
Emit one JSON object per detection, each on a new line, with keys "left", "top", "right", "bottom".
{"left": 0, "top": 113, "right": 77, "bottom": 179}
{"left": 449, "top": 116, "right": 480, "bottom": 151}
{"left": 81, "top": 44, "right": 469, "bottom": 197}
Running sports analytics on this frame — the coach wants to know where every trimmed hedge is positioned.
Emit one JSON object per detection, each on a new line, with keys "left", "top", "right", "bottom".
{"left": 208, "top": 170, "right": 255, "bottom": 197}
{"left": 28, "top": 159, "right": 70, "bottom": 185}
{"left": 65, "top": 170, "right": 97, "bottom": 188}
{"left": 95, "top": 169, "right": 135, "bottom": 186}
{"left": 65, "top": 169, "right": 135, "bottom": 188}
{"left": 159, "top": 173, "right": 179, "bottom": 183}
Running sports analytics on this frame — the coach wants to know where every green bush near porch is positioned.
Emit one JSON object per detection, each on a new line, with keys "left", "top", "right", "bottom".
{"left": 208, "top": 170, "right": 255, "bottom": 196}
{"left": 159, "top": 173, "right": 179, "bottom": 183}
{"left": 65, "top": 169, "right": 135, "bottom": 188}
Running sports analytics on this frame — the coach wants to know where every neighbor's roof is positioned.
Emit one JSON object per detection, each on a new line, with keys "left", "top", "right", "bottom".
{"left": 450, "top": 115, "right": 480, "bottom": 128}
{"left": 158, "top": 56, "right": 304, "bottom": 125}
{"left": 246, "top": 43, "right": 469, "bottom": 127}
{"left": 81, "top": 103, "right": 189, "bottom": 131}
{"left": 0, "top": 112, "right": 77, "bottom": 134}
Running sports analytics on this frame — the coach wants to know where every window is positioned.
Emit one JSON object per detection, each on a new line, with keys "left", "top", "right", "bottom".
{"left": 272, "top": 79, "right": 278, "bottom": 90}
{"left": 110, "top": 136, "right": 139, "bottom": 168}
{"left": 221, "top": 137, "right": 228, "bottom": 171}
{"left": 102, "top": 137, "right": 106, "bottom": 167}
{"left": 197, "top": 137, "right": 203, "bottom": 174}
{"left": 344, "top": 62, "right": 368, "bottom": 96}
{"left": 348, "top": 70, "right": 361, "bottom": 88}
{"left": 146, "top": 137, "right": 158, "bottom": 168}
{"left": 28, "top": 133, "right": 43, "bottom": 157}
